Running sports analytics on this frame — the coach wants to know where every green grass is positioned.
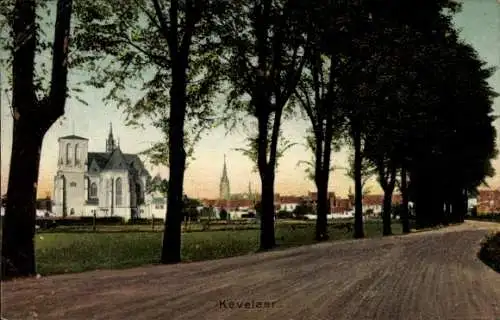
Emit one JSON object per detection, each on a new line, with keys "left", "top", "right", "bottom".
{"left": 33, "top": 220, "right": 402, "bottom": 276}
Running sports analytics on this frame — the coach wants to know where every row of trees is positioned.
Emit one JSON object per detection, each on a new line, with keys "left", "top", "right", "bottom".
{"left": 1, "top": 0, "right": 497, "bottom": 278}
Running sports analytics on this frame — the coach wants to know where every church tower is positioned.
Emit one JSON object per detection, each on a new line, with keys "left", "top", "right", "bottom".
{"left": 53, "top": 133, "right": 88, "bottom": 217}
{"left": 106, "top": 122, "right": 116, "bottom": 153}
{"left": 219, "top": 154, "right": 230, "bottom": 200}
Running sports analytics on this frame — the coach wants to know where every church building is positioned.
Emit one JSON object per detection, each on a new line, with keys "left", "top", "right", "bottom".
{"left": 52, "top": 124, "right": 151, "bottom": 220}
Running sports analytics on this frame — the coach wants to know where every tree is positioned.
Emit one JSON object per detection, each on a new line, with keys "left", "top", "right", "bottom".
{"left": 362, "top": 0, "right": 498, "bottom": 230}
{"left": 345, "top": 152, "right": 375, "bottom": 196}
{"left": 219, "top": 208, "right": 228, "bottom": 220}
{"left": 292, "top": 200, "right": 314, "bottom": 218}
{"left": 182, "top": 195, "right": 200, "bottom": 221}
{"left": 325, "top": 1, "right": 380, "bottom": 239}
{"left": 294, "top": 49, "right": 345, "bottom": 241}
{"left": 148, "top": 174, "right": 169, "bottom": 195}
{"left": 233, "top": 130, "right": 296, "bottom": 173}
{"left": 222, "top": 0, "right": 312, "bottom": 250}
{"left": 73, "top": 0, "right": 229, "bottom": 264}
{"left": 1, "top": 0, "right": 74, "bottom": 279}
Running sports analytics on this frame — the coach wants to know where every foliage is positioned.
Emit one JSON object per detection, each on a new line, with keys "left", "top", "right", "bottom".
{"left": 219, "top": 208, "right": 228, "bottom": 220}
{"left": 277, "top": 210, "right": 293, "bottom": 219}
{"left": 345, "top": 152, "right": 375, "bottom": 194}
{"left": 71, "top": 0, "right": 230, "bottom": 166}
{"left": 147, "top": 175, "right": 169, "bottom": 195}
{"left": 219, "top": 0, "right": 315, "bottom": 249}
{"left": 38, "top": 216, "right": 126, "bottom": 227}
{"left": 182, "top": 195, "right": 201, "bottom": 220}
{"left": 233, "top": 131, "right": 297, "bottom": 173}
{"left": 199, "top": 206, "right": 216, "bottom": 219}
{"left": 296, "top": 130, "right": 341, "bottom": 182}
{"left": 292, "top": 200, "right": 314, "bottom": 217}
{"left": 127, "top": 218, "right": 165, "bottom": 225}
{"left": 478, "top": 232, "right": 500, "bottom": 273}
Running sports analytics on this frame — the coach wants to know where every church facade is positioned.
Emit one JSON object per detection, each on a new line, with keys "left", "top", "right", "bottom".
{"left": 52, "top": 124, "right": 152, "bottom": 220}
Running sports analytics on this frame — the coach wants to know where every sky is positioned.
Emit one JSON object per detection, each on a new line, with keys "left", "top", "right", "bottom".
{"left": 1, "top": 0, "right": 499, "bottom": 200}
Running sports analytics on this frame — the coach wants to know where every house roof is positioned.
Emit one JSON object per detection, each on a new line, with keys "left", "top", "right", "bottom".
{"left": 58, "top": 135, "right": 88, "bottom": 141}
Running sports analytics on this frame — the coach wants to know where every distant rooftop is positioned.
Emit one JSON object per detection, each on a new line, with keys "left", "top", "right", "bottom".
{"left": 58, "top": 135, "right": 88, "bottom": 141}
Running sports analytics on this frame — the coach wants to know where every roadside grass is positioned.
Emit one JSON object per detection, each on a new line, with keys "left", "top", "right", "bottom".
{"left": 478, "top": 231, "right": 500, "bottom": 273}
{"left": 467, "top": 214, "right": 500, "bottom": 224}
{"left": 35, "top": 220, "right": 401, "bottom": 276}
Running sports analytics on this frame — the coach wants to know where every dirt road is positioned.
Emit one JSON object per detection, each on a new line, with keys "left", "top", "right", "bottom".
{"left": 2, "top": 221, "right": 500, "bottom": 320}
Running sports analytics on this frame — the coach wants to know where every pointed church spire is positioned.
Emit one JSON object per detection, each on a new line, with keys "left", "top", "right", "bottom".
{"left": 222, "top": 154, "right": 228, "bottom": 177}
{"left": 219, "top": 154, "right": 230, "bottom": 200}
{"left": 106, "top": 122, "right": 116, "bottom": 153}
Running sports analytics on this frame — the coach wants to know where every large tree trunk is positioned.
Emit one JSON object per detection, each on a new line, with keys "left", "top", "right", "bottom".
{"left": 400, "top": 165, "right": 410, "bottom": 233}
{"left": 382, "top": 191, "right": 392, "bottom": 235}
{"left": 161, "top": 68, "right": 187, "bottom": 264}
{"left": 2, "top": 0, "right": 72, "bottom": 279}
{"left": 2, "top": 126, "right": 43, "bottom": 278}
{"left": 260, "top": 172, "right": 276, "bottom": 250}
{"left": 257, "top": 106, "right": 276, "bottom": 251}
{"left": 352, "top": 120, "right": 364, "bottom": 238}
{"left": 314, "top": 132, "right": 330, "bottom": 241}
{"left": 315, "top": 174, "right": 329, "bottom": 241}
{"left": 443, "top": 200, "right": 450, "bottom": 226}
{"left": 377, "top": 162, "right": 395, "bottom": 236}
{"left": 450, "top": 188, "right": 467, "bottom": 224}
{"left": 413, "top": 169, "right": 428, "bottom": 229}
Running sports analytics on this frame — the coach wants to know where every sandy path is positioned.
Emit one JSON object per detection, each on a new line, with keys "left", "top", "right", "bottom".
{"left": 2, "top": 220, "right": 499, "bottom": 320}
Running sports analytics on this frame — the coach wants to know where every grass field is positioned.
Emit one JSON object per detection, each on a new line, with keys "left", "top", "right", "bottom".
{"left": 34, "top": 220, "right": 402, "bottom": 276}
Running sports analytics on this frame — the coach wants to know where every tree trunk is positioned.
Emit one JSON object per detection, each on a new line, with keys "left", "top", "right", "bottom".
{"left": 400, "top": 165, "right": 410, "bottom": 233}
{"left": 380, "top": 164, "right": 396, "bottom": 236}
{"left": 2, "top": 0, "right": 73, "bottom": 279}
{"left": 161, "top": 71, "right": 187, "bottom": 264}
{"left": 315, "top": 174, "right": 329, "bottom": 241}
{"left": 260, "top": 172, "right": 276, "bottom": 250}
{"left": 413, "top": 170, "right": 428, "bottom": 229}
{"left": 2, "top": 124, "right": 44, "bottom": 279}
{"left": 353, "top": 121, "right": 364, "bottom": 238}
{"left": 443, "top": 200, "right": 450, "bottom": 226}
{"left": 314, "top": 131, "right": 330, "bottom": 241}
{"left": 382, "top": 188, "right": 393, "bottom": 236}
{"left": 451, "top": 188, "right": 467, "bottom": 224}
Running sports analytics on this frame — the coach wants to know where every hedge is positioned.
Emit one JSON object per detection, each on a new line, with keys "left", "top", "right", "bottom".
{"left": 126, "top": 218, "right": 165, "bottom": 225}
{"left": 37, "top": 216, "right": 125, "bottom": 227}
{"left": 478, "top": 232, "right": 500, "bottom": 273}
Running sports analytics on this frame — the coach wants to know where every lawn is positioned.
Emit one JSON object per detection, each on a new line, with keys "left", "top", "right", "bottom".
{"left": 34, "top": 220, "right": 402, "bottom": 276}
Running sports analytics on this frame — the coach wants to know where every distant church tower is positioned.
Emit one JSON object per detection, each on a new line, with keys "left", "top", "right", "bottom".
{"left": 106, "top": 122, "right": 116, "bottom": 153}
{"left": 219, "top": 154, "right": 230, "bottom": 200}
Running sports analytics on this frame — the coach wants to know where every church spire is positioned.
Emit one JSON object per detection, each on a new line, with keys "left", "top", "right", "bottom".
{"left": 106, "top": 122, "right": 116, "bottom": 153}
{"left": 219, "top": 154, "right": 230, "bottom": 200}
{"left": 222, "top": 154, "right": 228, "bottom": 178}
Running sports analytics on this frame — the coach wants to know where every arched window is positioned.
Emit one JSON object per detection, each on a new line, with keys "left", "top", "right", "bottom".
{"left": 65, "top": 143, "right": 71, "bottom": 164}
{"left": 74, "top": 144, "right": 79, "bottom": 164}
{"left": 115, "top": 178, "right": 122, "bottom": 206}
{"left": 90, "top": 183, "right": 98, "bottom": 198}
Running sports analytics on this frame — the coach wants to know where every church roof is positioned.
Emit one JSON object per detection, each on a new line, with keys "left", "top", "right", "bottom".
{"left": 104, "top": 148, "right": 129, "bottom": 170}
{"left": 58, "top": 135, "right": 88, "bottom": 141}
{"left": 87, "top": 151, "right": 150, "bottom": 177}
